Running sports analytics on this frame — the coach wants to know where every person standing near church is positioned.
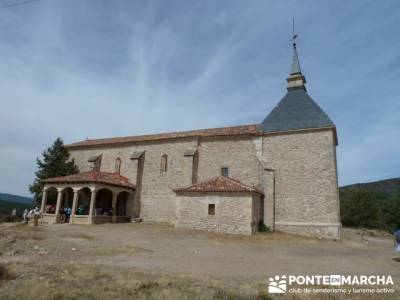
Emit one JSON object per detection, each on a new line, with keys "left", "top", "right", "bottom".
{"left": 32, "top": 207, "right": 41, "bottom": 227}
{"left": 23, "top": 209, "right": 29, "bottom": 224}
{"left": 65, "top": 207, "right": 72, "bottom": 223}
{"left": 10, "top": 208, "right": 17, "bottom": 222}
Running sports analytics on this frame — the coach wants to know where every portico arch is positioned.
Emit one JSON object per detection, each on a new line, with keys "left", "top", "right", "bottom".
{"left": 116, "top": 191, "right": 129, "bottom": 216}
{"left": 95, "top": 188, "right": 113, "bottom": 216}
{"left": 61, "top": 187, "right": 74, "bottom": 210}
{"left": 76, "top": 187, "right": 91, "bottom": 215}
{"left": 43, "top": 186, "right": 58, "bottom": 214}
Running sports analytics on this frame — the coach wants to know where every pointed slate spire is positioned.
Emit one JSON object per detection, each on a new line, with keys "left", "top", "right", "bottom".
{"left": 258, "top": 24, "right": 336, "bottom": 138}
{"left": 290, "top": 44, "right": 301, "bottom": 74}
{"left": 286, "top": 27, "right": 306, "bottom": 91}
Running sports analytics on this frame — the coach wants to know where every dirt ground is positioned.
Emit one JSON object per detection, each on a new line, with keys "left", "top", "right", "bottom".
{"left": 0, "top": 222, "right": 399, "bottom": 299}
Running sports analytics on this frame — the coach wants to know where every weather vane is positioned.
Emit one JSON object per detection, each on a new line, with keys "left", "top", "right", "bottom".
{"left": 291, "top": 18, "right": 298, "bottom": 49}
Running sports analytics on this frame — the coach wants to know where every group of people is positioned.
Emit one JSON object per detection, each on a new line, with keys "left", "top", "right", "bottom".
{"left": 23, "top": 207, "right": 41, "bottom": 226}
{"left": 42, "top": 203, "right": 114, "bottom": 218}
{"left": 8, "top": 207, "right": 41, "bottom": 226}
{"left": 10, "top": 207, "right": 41, "bottom": 224}
{"left": 45, "top": 204, "right": 72, "bottom": 223}
{"left": 61, "top": 206, "right": 72, "bottom": 223}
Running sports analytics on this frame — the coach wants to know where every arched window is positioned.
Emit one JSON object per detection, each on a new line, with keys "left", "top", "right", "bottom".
{"left": 160, "top": 154, "right": 168, "bottom": 173}
{"left": 115, "top": 157, "right": 121, "bottom": 174}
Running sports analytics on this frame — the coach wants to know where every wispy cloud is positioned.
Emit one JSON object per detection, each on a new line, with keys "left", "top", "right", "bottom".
{"left": 0, "top": 0, "right": 399, "bottom": 196}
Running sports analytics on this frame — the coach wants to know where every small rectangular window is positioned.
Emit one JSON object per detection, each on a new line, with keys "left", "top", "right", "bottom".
{"left": 221, "top": 167, "right": 229, "bottom": 177}
{"left": 208, "top": 204, "right": 215, "bottom": 215}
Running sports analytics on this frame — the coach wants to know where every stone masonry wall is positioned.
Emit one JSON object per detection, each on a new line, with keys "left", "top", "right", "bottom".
{"left": 262, "top": 129, "right": 340, "bottom": 238}
{"left": 197, "top": 136, "right": 263, "bottom": 187}
{"left": 175, "top": 192, "right": 255, "bottom": 235}
{"left": 69, "top": 128, "right": 340, "bottom": 239}
{"left": 69, "top": 138, "right": 198, "bottom": 223}
{"left": 69, "top": 135, "right": 262, "bottom": 224}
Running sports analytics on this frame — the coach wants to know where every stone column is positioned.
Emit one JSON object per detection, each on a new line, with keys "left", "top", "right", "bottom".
{"left": 133, "top": 154, "right": 145, "bottom": 218}
{"left": 40, "top": 187, "right": 48, "bottom": 213}
{"left": 112, "top": 191, "right": 118, "bottom": 223}
{"left": 89, "top": 188, "right": 97, "bottom": 224}
{"left": 70, "top": 188, "right": 79, "bottom": 224}
{"left": 55, "top": 188, "right": 63, "bottom": 223}
{"left": 263, "top": 169, "right": 275, "bottom": 231}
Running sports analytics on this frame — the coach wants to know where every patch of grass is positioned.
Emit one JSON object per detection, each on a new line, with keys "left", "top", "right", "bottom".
{"left": 0, "top": 263, "right": 8, "bottom": 279}
{"left": 213, "top": 288, "right": 244, "bottom": 299}
{"left": 50, "top": 292, "right": 75, "bottom": 300}
{"left": 256, "top": 295, "right": 272, "bottom": 300}
{"left": 212, "top": 287, "right": 265, "bottom": 300}
{"left": 15, "top": 231, "right": 45, "bottom": 241}
{"left": 0, "top": 262, "right": 270, "bottom": 300}
{"left": 0, "top": 263, "right": 15, "bottom": 281}
{"left": 137, "top": 281, "right": 160, "bottom": 291}
{"left": 59, "top": 232, "right": 94, "bottom": 240}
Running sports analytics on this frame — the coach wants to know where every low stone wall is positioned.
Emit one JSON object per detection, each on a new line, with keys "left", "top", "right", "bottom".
{"left": 70, "top": 215, "right": 91, "bottom": 225}
{"left": 115, "top": 216, "right": 131, "bottom": 223}
{"left": 93, "top": 215, "right": 113, "bottom": 224}
{"left": 275, "top": 221, "right": 341, "bottom": 240}
{"left": 40, "top": 213, "right": 58, "bottom": 224}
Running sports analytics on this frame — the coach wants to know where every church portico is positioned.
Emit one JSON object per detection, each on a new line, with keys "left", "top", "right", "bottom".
{"left": 40, "top": 171, "right": 135, "bottom": 225}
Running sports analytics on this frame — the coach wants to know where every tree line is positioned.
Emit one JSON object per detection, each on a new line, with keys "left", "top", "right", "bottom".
{"left": 340, "top": 187, "right": 400, "bottom": 232}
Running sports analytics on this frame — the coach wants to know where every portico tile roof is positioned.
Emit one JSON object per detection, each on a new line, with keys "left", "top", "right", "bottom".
{"left": 174, "top": 176, "right": 263, "bottom": 195}
{"left": 66, "top": 124, "right": 260, "bottom": 148}
{"left": 42, "top": 171, "right": 135, "bottom": 189}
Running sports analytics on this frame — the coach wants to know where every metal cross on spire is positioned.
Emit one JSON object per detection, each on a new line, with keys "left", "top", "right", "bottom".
{"left": 290, "top": 18, "right": 301, "bottom": 74}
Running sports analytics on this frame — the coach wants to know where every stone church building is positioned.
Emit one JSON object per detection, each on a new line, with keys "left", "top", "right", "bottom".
{"left": 40, "top": 43, "right": 341, "bottom": 239}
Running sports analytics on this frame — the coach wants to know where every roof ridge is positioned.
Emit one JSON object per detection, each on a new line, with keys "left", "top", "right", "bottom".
{"left": 174, "top": 175, "right": 263, "bottom": 195}
{"left": 66, "top": 124, "right": 259, "bottom": 148}
{"left": 42, "top": 171, "right": 135, "bottom": 189}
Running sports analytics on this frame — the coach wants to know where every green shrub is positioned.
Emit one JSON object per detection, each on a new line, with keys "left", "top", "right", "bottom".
{"left": 258, "top": 221, "right": 270, "bottom": 233}
{"left": 340, "top": 187, "right": 400, "bottom": 232}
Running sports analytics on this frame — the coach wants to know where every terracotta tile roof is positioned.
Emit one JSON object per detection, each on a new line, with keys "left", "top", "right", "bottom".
{"left": 174, "top": 176, "right": 263, "bottom": 195}
{"left": 42, "top": 171, "right": 135, "bottom": 189}
{"left": 66, "top": 124, "right": 260, "bottom": 149}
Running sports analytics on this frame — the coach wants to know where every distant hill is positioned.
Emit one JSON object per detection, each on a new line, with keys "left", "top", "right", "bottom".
{"left": 340, "top": 178, "right": 400, "bottom": 196}
{"left": 0, "top": 199, "right": 29, "bottom": 217}
{"left": 340, "top": 178, "right": 400, "bottom": 232}
{"left": 0, "top": 192, "right": 33, "bottom": 205}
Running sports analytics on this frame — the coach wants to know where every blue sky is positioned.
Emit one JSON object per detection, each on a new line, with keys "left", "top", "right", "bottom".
{"left": 0, "top": 0, "right": 399, "bottom": 197}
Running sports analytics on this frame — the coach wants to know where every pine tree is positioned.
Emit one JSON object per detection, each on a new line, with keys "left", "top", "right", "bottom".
{"left": 340, "top": 188, "right": 380, "bottom": 229}
{"left": 29, "top": 138, "right": 79, "bottom": 201}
